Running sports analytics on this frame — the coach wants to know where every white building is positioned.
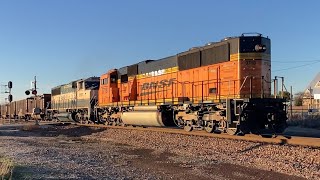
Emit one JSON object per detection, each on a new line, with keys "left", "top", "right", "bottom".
{"left": 303, "top": 72, "right": 320, "bottom": 108}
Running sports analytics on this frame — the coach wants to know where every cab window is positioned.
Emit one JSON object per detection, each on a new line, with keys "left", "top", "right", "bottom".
{"left": 110, "top": 75, "right": 117, "bottom": 83}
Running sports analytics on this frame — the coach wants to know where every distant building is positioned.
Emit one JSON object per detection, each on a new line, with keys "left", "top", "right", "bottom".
{"left": 303, "top": 72, "right": 320, "bottom": 108}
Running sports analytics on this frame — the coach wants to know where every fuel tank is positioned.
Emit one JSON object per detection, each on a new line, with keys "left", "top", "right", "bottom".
{"left": 55, "top": 113, "right": 74, "bottom": 122}
{"left": 133, "top": 106, "right": 158, "bottom": 111}
{"left": 121, "top": 106, "right": 174, "bottom": 127}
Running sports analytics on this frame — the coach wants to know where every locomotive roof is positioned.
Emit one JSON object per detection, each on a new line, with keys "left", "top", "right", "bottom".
{"left": 52, "top": 76, "right": 100, "bottom": 89}
{"left": 180, "top": 34, "right": 269, "bottom": 55}
{"left": 119, "top": 33, "right": 269, "bottom": 71}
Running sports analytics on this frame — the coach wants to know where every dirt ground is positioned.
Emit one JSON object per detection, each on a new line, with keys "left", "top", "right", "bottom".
{"left": 0, "top": 124, "right": 309, "bottom": 180}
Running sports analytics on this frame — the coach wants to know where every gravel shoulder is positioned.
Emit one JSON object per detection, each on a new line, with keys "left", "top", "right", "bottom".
{"left": 0, "top": 124, "right": 318, "bottom": 179}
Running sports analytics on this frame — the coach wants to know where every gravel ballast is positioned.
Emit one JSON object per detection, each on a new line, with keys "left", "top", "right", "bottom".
{"left": 85, "top": 128, "right": 320, "bottom": 179}
{"left": 0, "top": 124, "right": 318, "bottom": 179}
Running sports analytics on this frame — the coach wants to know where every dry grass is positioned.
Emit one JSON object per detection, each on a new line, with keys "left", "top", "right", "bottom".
{"left": 0, "top": 157, "right": 13, "bottom": 180}
{"left": 287, "top": 115, "right": 320, "bottom": 129}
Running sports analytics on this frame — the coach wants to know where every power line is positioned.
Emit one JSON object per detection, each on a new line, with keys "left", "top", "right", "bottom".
{"left": 272, "top": 59, "right": 320, "bottom": 63}
{"left": 272, "top": 61, "right": 320, "bottom": 72}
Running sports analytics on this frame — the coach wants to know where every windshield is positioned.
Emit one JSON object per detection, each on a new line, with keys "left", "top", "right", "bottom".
{"left": 85, "top": 81, "right": 100, "bottom": 90}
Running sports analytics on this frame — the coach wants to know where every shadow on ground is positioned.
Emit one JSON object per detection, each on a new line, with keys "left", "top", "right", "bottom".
{"left": 284, "top": 126, "right": 320, "bottom": 138}
{"left": 0, "top": 124, "right": 106, "bottom": 138}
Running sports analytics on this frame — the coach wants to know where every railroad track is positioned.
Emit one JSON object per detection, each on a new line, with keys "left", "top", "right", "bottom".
{"left": 75, "top": 123, "right": 320, "bottom": 148}
{"left": 2, "top": 119, "right": 320, "bottom": 148}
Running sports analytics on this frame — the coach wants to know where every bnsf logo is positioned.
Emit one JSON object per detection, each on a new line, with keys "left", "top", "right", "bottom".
{"left": 141, "top": 78, "right": 176, "bottom": 90}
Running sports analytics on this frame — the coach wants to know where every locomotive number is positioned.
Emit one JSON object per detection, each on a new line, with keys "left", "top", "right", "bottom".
{"left": 245, "top": 60, "right": 256, "bottom": 65}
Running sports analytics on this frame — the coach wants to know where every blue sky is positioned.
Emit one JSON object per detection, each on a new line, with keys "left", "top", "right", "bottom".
{"left": 0, "top": 0, "right": 320, "bottom": 102}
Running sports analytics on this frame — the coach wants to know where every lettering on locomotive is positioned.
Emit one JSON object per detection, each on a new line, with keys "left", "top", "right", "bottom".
{"left": 140, "top": 78, "right": 176, "bottom": 96}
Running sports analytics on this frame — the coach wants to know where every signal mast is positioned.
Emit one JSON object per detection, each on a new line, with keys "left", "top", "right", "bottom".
{"left": 25, "top": 76, "right": 39, "bottom": 125}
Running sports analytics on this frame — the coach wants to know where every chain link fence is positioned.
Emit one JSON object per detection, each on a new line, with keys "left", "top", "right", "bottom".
{"left": 287, "top": 107, "right": 320, "bottom": 129}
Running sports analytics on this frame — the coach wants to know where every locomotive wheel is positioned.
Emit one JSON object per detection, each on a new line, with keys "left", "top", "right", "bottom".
{"left": 205, "top": 121, "right": 215, "bottom": 133}
{"left": 220, "top": 120, "right": 238, "bottom": 135}
{"left": 174, "top": 117, "right": 184, "bottom": 128}
{"left": 112, "top": 118, "right": 116, "bottom": 126}
{"left": 118, "top": 118, "right": 123, "bottom": 126}
{"left": 219, "top": 120, "right": 227, "bottom": 132}
{"left": 113, "top": 118, "right": 121, "bottom": 126}
{"left": 75, "top": 114, "right": 81, "bottom": 123}
{"left": 184, "top": 121, "right": 193, "bottom": 132}
{"left": 107, "top": 118, "right": 113, "bottom": 126}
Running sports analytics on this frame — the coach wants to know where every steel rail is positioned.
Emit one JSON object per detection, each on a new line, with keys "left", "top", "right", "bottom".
{"left": 75, "top": 123, "right": 320, "bottom": 148}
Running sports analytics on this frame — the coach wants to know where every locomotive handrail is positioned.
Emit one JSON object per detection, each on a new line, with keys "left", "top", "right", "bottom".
{"left": 90, "top": 95, "right": 98, "bottom": 106}
{"left": 241, "top": 32, "right": 262, "bottom": 37}
{"left": 239, "top": 76, "right": 249, "bottom": 93}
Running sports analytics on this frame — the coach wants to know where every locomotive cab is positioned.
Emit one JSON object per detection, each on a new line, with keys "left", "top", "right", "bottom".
{"left": 238, "top": 33, "right": 272, "bottom": 98}
{"left": 99, "top": 70, "right": 120, "bottom": 106}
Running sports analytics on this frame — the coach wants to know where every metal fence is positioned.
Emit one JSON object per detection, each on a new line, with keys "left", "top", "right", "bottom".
{"left": 287, "top": 108, "right": 320, "bottom": 128}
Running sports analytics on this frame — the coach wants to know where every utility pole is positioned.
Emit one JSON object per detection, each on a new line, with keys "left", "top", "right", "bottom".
{"left": 33, "top": 76, "right": 39, "bottom": 125}
{"left": 281, "top": 77, "right": 284, "bottom": 98}
{"left": 309, "top": 86, "right": 313, "bottom": 110}
{"left": 273, "top": 77, "right": 278, "bottom": 98}
{"left": 25, "top": 76, "right": 39, "bottom": 125}
{"left": 33, "top": 76, "right": 38, "bottom": 110}
{"left": 275, "top": 76, "right": 285, "bottom": 98}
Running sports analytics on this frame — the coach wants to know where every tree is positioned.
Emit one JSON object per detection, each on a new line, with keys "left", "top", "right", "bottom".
{"left": 294, "top": 92, "right": 304, "bottom": 106}
{"left": 278, "top": 91, "right": 291, "bottom": 100}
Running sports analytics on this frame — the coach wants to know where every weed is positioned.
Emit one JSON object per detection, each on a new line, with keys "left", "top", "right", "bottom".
{"left": 287, "top": 115, "right": 320, "bottom": 129}
{"left": 0, "top": 157, "right": 13, "bottom": 180}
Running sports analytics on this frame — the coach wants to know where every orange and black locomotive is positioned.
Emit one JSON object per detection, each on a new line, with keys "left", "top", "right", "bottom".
{"left": 97, "top": 33, "right": 287, "bottom": 135}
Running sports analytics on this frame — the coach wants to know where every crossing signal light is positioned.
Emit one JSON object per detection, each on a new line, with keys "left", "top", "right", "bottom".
{"left": 32, "top": 90, "right": 37, "bottom": 95}
{"left": 25, "top": 90, "right": 30, "bottom": 95}
{"left": 8, "top": 94, "right": 13, "bottom": 102}
{"left": 8, "top": 81, "right": 12, "bottom": 89}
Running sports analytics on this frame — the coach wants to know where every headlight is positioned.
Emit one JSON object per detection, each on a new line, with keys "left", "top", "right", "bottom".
{"left": 255, "top": 44, "right": 266, "bottom": 52}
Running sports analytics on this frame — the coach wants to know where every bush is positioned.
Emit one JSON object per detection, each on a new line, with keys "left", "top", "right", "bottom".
{"left": 0, "top": 157, "right": 13, "bottom": 179}
{"left": 294, "top": 97, "right": 303, "bottom": 106}
{"left": 287, "top": 115, "right": 320, "bottom": 129}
